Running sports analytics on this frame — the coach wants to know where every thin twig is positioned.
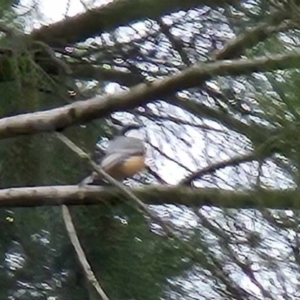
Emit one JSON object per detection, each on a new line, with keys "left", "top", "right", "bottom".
{"left": 55, "top": 132, "right": 176, "bottom": 236}
{"left": 62, "top": 205, "right": 111, "bottom": 300}
{"left": 56, "top": 133, "right": 266, "bottom": 297}
{"left": 147, "top": 139, "right": 193, "bottom": 174}
{"left": 179, "top": 152, "right": 259, "bottom": 185}
{"left": 179, "top": 134, "right": 280, "bottom": 185}
{"left": 146, "top": 166, "right": 168, "bottom": 184}
{"left": 135, "top": 110, "right": 226, "bottom": 133}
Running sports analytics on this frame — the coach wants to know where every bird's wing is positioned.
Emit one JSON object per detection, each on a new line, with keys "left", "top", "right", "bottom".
{"left": 79, "top": 175, "right": 94, "bottom": 186}
{"left": 106, "top": 137, "right": 146, "bottom": 155}
{"left": 100, "top": 152, "right": 134, "bottom": 171}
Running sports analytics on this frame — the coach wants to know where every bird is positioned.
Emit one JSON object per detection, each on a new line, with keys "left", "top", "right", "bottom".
{"left": 80, "top": 123, "right": 146, "bottom": 185}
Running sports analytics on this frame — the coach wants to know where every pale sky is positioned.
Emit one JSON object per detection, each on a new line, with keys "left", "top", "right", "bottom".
{"left": 19, "top": 0, "right": 99, "bottom": 23}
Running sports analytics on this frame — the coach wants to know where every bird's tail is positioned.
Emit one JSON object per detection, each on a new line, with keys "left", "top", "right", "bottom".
{"left": 79, "top": 174, "right": 111, "bottom": 186}
{"left": 78, "top": 175, "right": 93, "bottom": 186}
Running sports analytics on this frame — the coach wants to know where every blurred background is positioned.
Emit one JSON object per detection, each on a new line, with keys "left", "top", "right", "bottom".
{"left": 0, "top": 0, "right": 299, "bottom": 299}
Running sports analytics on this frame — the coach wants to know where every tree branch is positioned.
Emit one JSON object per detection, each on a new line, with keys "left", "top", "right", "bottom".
{"left": 0, "top": 51, "right": 300, "bottom": 140}
{"left": 30, "top": 0, "right": 239, "bottom": 48}
{"left": 212, "top": 11, "right": 291, "bottom": 60}
{"left": 179, "top": 152, "right": 261, "bottom": 185}
{"left": 0, "top": 185, "right": 298, "bottom": 209}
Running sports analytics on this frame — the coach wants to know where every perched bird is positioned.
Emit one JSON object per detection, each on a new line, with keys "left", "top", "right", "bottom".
{"left": 80, "top": 124, "right": 146, "bottom": 185}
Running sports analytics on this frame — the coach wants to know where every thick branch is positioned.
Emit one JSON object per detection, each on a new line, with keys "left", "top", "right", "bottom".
{"left": 30, "top": 0, "right": 239, "bottom": 48}
{"left": 0, "top": 185, "right": 299, "bottom": 209}
{"left": 0, "top": 52, "right": 300, "bottom": 139}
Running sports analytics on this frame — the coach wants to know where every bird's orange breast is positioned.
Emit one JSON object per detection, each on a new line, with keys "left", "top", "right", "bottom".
{"left": 92, "top": 155, "right": 146, "bottom": 182}
{"left": 118, "top": 155, "right": 146, "bottom": 177}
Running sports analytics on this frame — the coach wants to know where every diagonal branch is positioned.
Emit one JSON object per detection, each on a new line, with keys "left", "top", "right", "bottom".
{"left": 56, "top": 133, "right": 176, "bottom": 236}
{"left": 213, "top": 11, "right": 292, "bottom": 60}
{"left": 179, "top": 152, "right": 263, "bottom": 185}
{"left": 55, "top": 134, "right": 249, "bottom": 296}
{"left": 58, "top": 132, "right": 175, "bottom": 298}
{"left": 0, "top": 51, "right": 300, "bottom": 140}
